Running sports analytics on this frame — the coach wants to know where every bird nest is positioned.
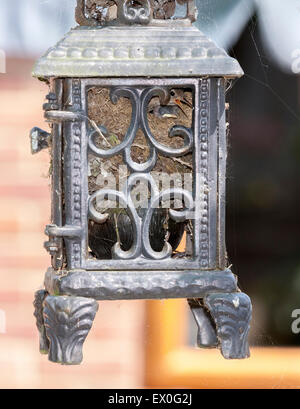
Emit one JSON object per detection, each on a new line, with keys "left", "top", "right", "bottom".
{"left": 86, "top": 86, "right": 194, "bottom": 259}
{"left": 87, "top": 87, "right": 193, "bottom": 194}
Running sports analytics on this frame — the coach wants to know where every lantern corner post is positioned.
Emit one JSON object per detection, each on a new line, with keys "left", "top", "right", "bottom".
{"left": 31, "top": 76, "right": 99, "bottom": 365}
{"left": 186, "top": 76, "right": 252, "bottom": 359}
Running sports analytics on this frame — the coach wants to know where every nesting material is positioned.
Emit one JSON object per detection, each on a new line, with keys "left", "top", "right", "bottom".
{"left": 85, "top": 0, "right": 118, "bottom": 23}
{"left": 86, "top": 86, "right": 194, "bottom": 259}
{"left": 87, "top": 87, "right": 193, "bottom": 194}
{"left": 84, "top": 0, "right": 178, "bottom": 22}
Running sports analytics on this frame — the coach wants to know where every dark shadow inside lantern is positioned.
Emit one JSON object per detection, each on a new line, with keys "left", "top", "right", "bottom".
{"left": 88, "top": 194, "right": 191, "bottom": 260}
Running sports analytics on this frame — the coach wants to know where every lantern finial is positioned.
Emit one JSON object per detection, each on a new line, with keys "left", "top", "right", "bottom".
{"left": 75, "top": 0, "right": 197, "bottom": 26}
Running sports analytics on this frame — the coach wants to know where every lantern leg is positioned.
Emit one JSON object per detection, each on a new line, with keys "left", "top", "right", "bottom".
{"left": 187, "top": 298, "right": 218, "bottom": 348}
{"left": 203, "top": 292, "right": 252, "bottom": 359}
{"left": 42, "top": 295, "right": 99, "bottom": 365}
{"left": 33, "top": 290, "right": 50, "bottom": 354}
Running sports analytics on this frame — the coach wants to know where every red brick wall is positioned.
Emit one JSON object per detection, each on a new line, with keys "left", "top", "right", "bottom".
{"left": 0, "top": 59, "right": 145, "bottom": 388}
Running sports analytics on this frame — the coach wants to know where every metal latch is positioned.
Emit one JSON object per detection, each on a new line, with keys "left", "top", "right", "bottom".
{"left": 30, "top": 127, "right": 51, "bottom": 154}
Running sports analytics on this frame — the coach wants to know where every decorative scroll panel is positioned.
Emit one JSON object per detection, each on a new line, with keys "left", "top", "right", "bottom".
{"left": 87, "top": 85, "right": 196, "bottom": 261}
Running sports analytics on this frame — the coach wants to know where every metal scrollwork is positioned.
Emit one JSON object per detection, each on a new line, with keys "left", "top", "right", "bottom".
{"left": 76, "top": 0, "right": 151, "bottom": 25}
{"left": 88, "top": 85, "right": 193, "bottom": 169}
{"left": 124, "top": 141, "right": 157, "bottom": 173}
{"left": 87, "top": 84, "right": 194, "bottom": 260}
{"left": 88, "top": 173, "right": 194, "bottom": 260}
{"left": 142, "top": 187, "right": 194, "bottom": 259}
{"left": 88, "top": 87, "right": 139, "bottom": 158}
{"left": 89, "top": 187, "right": 142, "bottom": 260}
{"left": 140, "top": 86, "right": 193, "bottom": 157}
{"left": 121, "top": 0, "right": 151, "bottom": 24}
{"left": 75, "top": 0, "right": 197, "bottom": 26}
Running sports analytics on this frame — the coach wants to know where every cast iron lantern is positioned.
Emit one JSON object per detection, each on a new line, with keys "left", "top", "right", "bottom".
{"left": 32, "top": 0, "right": 252, "bottom": 365}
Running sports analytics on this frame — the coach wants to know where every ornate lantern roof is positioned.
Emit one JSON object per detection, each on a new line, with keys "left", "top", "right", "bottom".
{"left": 33, "top": 0, "right": 243, "bottom": 79}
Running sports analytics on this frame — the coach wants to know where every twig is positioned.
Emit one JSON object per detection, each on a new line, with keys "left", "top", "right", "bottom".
{"left": 132, "top": 143, "right": 147, "bottom": 150}
{"left": 79, "top": 113, "right": 112, "bottom": 148}
{"left": 132, "top": 143, "right": 192, "bottom": 169}
{"left": 172, "top": 157, "right": 193, "bottom": 169}
{"left": 114, "top": 213, "right": 121, "bottom": 245}
{"left": 88, "top": 118, "right": 112, "bottom": 148}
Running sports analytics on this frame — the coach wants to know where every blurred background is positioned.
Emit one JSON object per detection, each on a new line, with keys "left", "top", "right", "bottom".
{"left": 0, "top": 0, "right": 300, "bottom": 388}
